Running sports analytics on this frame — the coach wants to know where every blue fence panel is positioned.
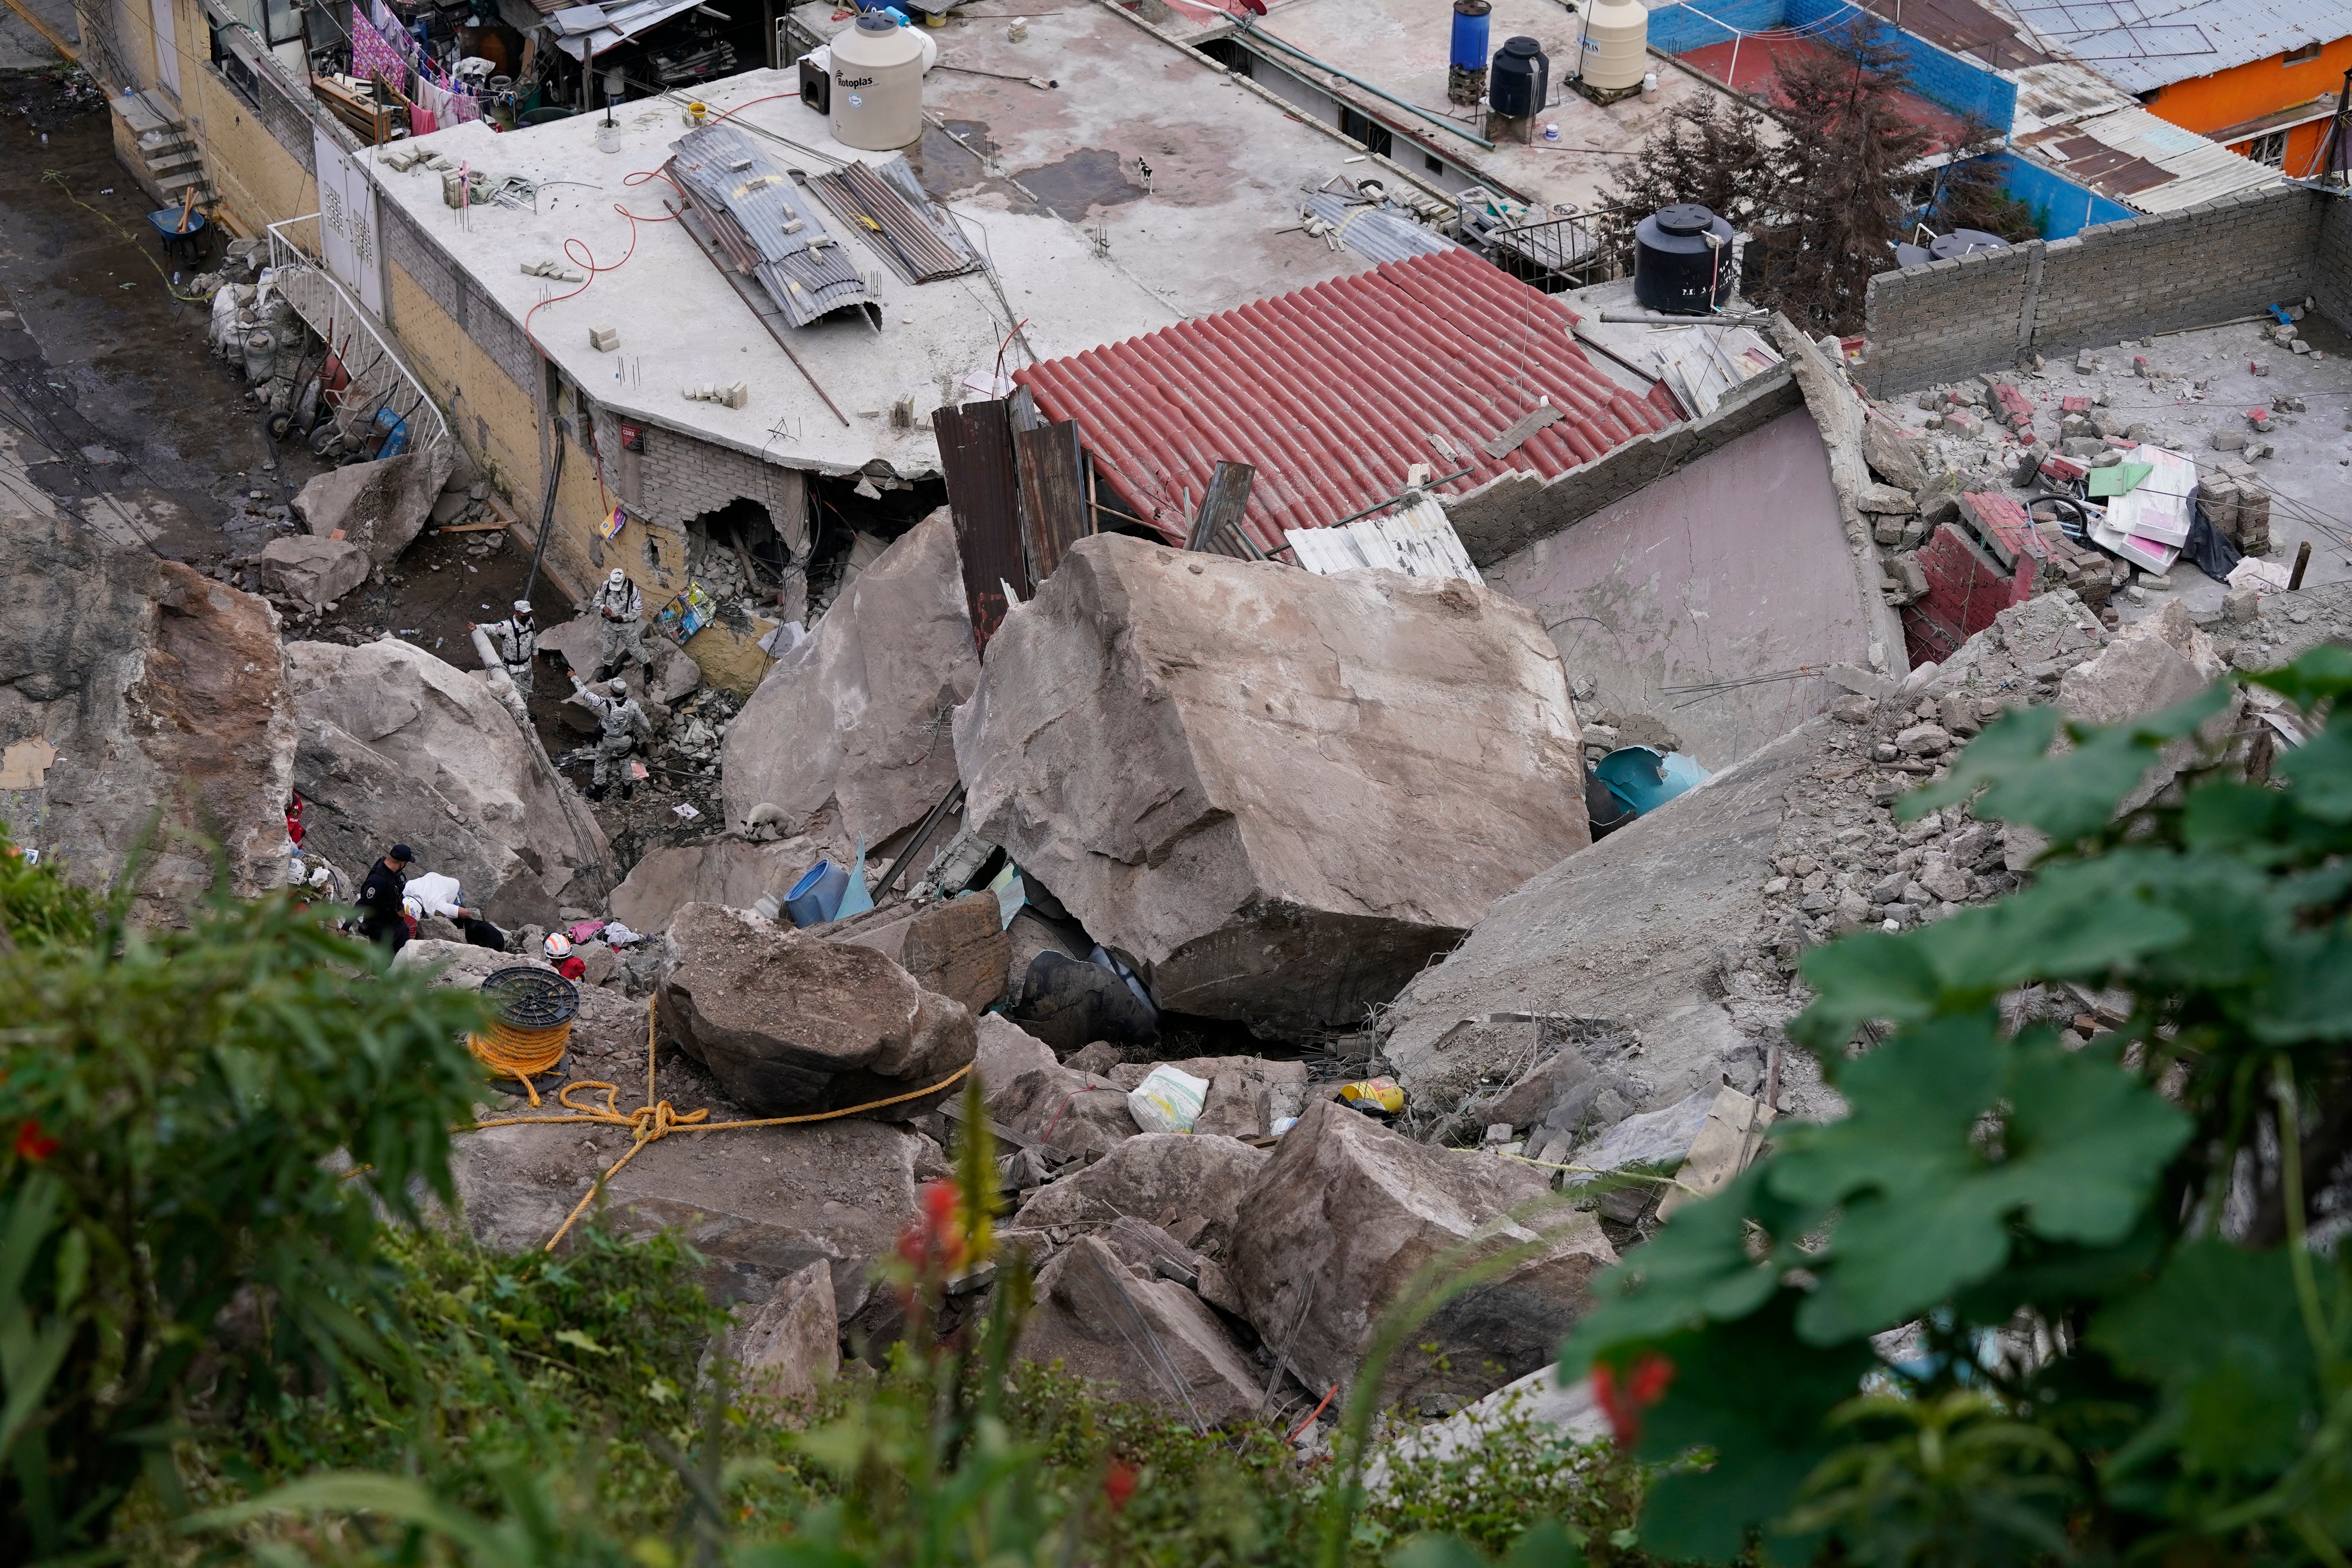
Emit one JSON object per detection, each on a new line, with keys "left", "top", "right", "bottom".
{"left": 1644, "top": 0, "right": 1787, "bottom": 54}
{"left": 1778, "top": 0, "right": 2017, "bottom": 131}
{"left": 1983, "top": 151, "right": 2136, "bottom": 237}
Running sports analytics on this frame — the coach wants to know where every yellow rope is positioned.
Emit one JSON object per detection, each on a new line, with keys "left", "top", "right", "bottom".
{"left": 464, "top": 996, "right": 973, "bottom": 1251}
{"left": 467, "top": 1018, "right": 573, "bottom": 1105}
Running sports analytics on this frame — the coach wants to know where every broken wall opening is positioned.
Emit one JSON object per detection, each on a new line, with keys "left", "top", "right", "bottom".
{"left": 806, "top": 472, "right": 947, "bottom": 624}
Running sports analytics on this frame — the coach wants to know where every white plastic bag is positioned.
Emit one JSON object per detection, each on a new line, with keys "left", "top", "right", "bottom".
{"left": 1127, "top": 1065, "right": 1209, "bottom": 1135}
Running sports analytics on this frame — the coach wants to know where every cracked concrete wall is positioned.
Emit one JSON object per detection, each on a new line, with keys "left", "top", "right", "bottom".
{"left": 1487, "top": 407, "right": 1878, "bottom": 773}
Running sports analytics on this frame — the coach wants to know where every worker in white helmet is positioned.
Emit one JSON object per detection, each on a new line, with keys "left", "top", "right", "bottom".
{"left": 568, "top": 666, "right": 653, "bottom": 801}
{"left": 470, "top": 600, "right": 540, "bottom": 697}
{"left": 589, "top": 568, "right": 649, "bottom": 686}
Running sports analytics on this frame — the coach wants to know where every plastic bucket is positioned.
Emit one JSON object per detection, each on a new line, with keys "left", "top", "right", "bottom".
{"left": 784, "top": 859, "right": 849, "bottom": 926}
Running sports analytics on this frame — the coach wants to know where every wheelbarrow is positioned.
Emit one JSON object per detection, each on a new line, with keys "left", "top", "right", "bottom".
{"left": 147, "top": 201, "right": 211, "bottom": 269}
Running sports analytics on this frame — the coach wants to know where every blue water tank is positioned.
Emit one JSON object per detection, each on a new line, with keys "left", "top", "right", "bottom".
{"left": 1449, "top": 0, "right": 1490, "bottom": 71}
{"left": 785, "top": 858, "right": 849, "bottom": 926}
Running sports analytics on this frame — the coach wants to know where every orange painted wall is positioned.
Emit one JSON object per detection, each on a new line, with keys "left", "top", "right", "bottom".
{"left": 2143, "top": 35, "right": 2352, "bottom": 176}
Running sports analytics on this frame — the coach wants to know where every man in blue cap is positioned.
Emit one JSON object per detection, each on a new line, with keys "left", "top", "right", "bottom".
{"left": 355, "top": 843, "right": 416, "bottom": 955}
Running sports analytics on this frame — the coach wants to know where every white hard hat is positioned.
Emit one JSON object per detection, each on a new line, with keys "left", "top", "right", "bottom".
{"left": 513, "top": 599, "right": 533, "bottom": 615}
{"left": 543, "top": 932, "right": 572, "bottom": 958}
{"left": 608, "top": 569, "right": 628, "bottom": 587}
{"left": 610, "top": 676, "right": 628, "bottom": 694}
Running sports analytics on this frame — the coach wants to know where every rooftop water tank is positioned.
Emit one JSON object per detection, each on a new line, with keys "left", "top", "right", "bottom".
{"left": 1488, "top": 34, "right": 1548, "bottom": 119}
{"left": 1632, "top": 202, "right": 1736, "bottom": 314}
{"left": 829, "top": 9, "right": 924, "bottom": 151}
{"left": 1577, "top": 0, "right": 1648, "bottom": 93}
{"left": 1448, "top": 0, "right": 1491, "bottom": 107}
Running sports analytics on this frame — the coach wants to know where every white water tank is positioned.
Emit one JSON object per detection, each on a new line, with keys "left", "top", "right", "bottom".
{"left": 829, "top": 10, "right": 925, "bottom": 151}
{"left": 1579, "top": 0, "right": 1648, "bottom": 92}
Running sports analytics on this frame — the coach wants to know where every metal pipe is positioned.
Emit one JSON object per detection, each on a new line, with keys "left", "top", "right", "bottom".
{"left": 1238, "top": 24, "right": 1497, "bottom": 151}
{"left": 1595, "top": 311, "right": 1773, "bottom": 325}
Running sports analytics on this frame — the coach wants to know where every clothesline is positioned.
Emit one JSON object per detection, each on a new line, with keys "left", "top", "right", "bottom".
{"left": 352, "top": 0, "right": 487, "bottom": 129}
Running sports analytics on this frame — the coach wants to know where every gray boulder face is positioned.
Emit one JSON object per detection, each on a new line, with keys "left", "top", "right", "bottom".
{"left": 2058, "top": 598, "right": 2224, "bottom": 727}
{"left": 538, "top": 612, "right": 702, "bottom": 704}
{"left": 0, "top": 513, "right": 294, "bottom": 919}
{"left": 722, "top": 1259, "right": 839, "bottom": 1405}
{"left": 260, "top": 534, "right": 371, "bottom": 610}
{"left": 1014, "top": 1234, "right": 1265, "bottom": 1425}
{"left": 720, "top": 510, "right": 976, "bottom": 858}
{"left": 1227, "top": 1098, "right": 1617, "bottom": 1411}
{"left": 287, "top": 639, "right": 611, "bottom": 926}
{"left": 609, "top": 837, "right": 821, "bottom": 933}
{"left": 1012, "top": 1132, "right": 1270, "bottom": 1255}
{"left": 450, "top": 1104, "right": 947, "bottom": 1328}
{"left": 820, "top": 892, "right": 1013, "bottom": 1019}
{"left": 954, "top": 534, "right": 1590, "bottom": 1033}
{"left": 292, "top": 449, "right": 450, "bottom": 566}
{"left": 655, "top": 902, "right": 977, "bottom": 1120}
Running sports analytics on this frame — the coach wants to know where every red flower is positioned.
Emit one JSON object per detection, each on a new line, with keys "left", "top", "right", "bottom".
{"left": 1103, "top": 1461, "right": 1138, "bottom": 1514}
{"left": 1591, "top": 1352, "right": 1675, "bottom": 1448}
{"left": 15, "top": 1121, "right": 59, "bottom": 1161}
{"left": 897, "top": 1180, "right": 967, "bottom": 1272}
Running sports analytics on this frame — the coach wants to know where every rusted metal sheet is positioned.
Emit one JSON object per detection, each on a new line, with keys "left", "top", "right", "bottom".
{"left": 808, "top": 155, "right": 982, "bottom": 285}
{"left": 935, "top": 398, "right": 1029, "bottom": 652}
{"left": 1185, "top": 461, "right": 1255, "bottom": 552}
{"left": 1013, "top": 418, "right": 1089, "bottom": 589}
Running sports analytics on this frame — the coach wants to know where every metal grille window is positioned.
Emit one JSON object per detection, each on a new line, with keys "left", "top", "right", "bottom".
{"left": 2249, "top": 130, "right": 2287, "bottom": 167}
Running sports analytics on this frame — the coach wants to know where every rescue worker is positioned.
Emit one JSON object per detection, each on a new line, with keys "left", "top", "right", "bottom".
{"left": 590, "top": 568, "right": 648, "bottom": 685}
{"left": 544, "top": 931, "right": 587, "bottom": 982}
{"left": 471, "top": 600, "right": 539, "bottom": 698}
{"left": 355, "top": 843, "right": 415, "bottom": 956}
{"left": 568, "top": 667, "right": 653, "bottom": 801}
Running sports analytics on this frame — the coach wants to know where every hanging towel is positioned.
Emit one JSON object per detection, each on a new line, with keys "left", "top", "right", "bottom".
{"left": 349, "top": 11, "right": 410, "bottom": 92}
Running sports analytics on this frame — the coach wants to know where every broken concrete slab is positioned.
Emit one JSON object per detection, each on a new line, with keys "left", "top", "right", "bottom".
{"left": 292, "top": 448, "right": 450, "bottom": 566}
{"left": 1015, "top": 1234, "right": 1264, "bottom": 1425}
{"left": 287, "top": 638, "right": 611, "bottom": 925}
{"left": 955, "top": 534, "right": 1591, "bottom": 1033}
{"left": 722, "top": 1258, "right": 839, "bottom": 1405}
{"left": 0, "top": 513, "right": 294, "bottom": 918}
{"left": 1227, "top": 1098, "right": 1617, "bottom": 1411}
{"left": 1011, "top": 1132, "right": 1270, "bottom": 1255}
{"left": 260, "top": 534, "right": 372, "bottom": 610}
{"left": 721, "top": 511, "right": 976, "bottom": 860}
{"left": 656, "top": 902, "right": 976, "bottom": 1119}
{"left": 1861, "top": 416, "right": 1929, "bottom": 493}
{"left": 538, "top": 612, "right": 703, "bottom": 708}
{"left": 608, "top": 837, "right": 822, "bottom": 933}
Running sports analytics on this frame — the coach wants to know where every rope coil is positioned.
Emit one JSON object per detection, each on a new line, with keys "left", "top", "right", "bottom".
{"left": 468, "top": 966, "right": 583, "bottom": 1104}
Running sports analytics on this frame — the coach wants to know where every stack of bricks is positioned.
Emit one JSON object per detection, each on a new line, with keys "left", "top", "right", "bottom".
{"left": 1989, "top": 382, "right": 2039, "bottom": 437}
{"left": 2032, "top": 521, "right": 2116, "bottom": 608}
{"left": 2197, "top": 463, "right": 2273, "bottom": 555}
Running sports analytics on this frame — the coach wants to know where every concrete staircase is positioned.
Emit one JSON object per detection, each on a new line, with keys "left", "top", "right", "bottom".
{"left": 109, "top": 90, "right": 215, "bottom": 208}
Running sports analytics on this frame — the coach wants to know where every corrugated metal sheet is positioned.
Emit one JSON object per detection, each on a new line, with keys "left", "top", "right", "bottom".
{"left": 1299, "top": 192, "right": 1461, "bottom": 267}
{"left": 808, "top": 155, "right": 982, "bottom": 285}
{"left": 2022, "top": 103, "right": 2281, "bottom": 211}
{"left": 2029, "top": 0, "right": 2347, "bottom": 93}
{"left": 1014, "top": 249, "right": 1677, "bottom": 553}
{"left": 934, "top": 399, "right": 1028, "bottom": 652}
{"left": 1285, "top": 495, "right": 1482, "bottom": 585}
{"left": 670, "top": 124, "right": 876, "bottom": 328}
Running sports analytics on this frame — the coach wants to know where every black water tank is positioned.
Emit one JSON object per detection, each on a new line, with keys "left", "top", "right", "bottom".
{"left": 1489, "top": 35, "right": 1548, "bottom": 118}
{"left": 1632, "top": 202, "right": 1736, "bottom": 314}
{"left": 1927, "top": 228, "right": 2011, "bottom": 261}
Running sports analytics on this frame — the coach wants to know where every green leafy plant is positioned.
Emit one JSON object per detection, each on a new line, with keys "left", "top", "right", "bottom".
{"left": 0, "top": 826, "right": 488, "bottom": 1563}
{"left": 1561, "top": 649, "right": 2352, "bottom": 1565}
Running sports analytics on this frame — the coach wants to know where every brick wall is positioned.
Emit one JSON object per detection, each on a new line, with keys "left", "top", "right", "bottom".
{"left": 1862, "top": 185, "right": 2331, "bottom": 397}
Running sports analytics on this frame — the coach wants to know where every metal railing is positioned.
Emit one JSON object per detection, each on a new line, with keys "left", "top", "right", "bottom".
{"left": 264, "top": 214, "right": 454, "bottom": 465}
{"left": 1479, "top": 207, "right": 1637, "bottom": 294}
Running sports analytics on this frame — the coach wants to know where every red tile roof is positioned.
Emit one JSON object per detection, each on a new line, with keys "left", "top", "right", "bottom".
{"left": 1014, "top": 249, "right": 1680, "bottom": 553}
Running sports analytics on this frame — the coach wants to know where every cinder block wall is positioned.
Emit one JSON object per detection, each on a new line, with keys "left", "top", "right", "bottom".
{"left": 2316, "top": 194, "right": 2352, "bottom": 335}
{"left": 1861, "top": 186, "right": 2330, "bottom": 397}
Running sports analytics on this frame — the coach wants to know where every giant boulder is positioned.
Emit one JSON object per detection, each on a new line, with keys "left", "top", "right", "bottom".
{"left": 656, "top": 902, "right": 976, "bottom": 1118}
{"left": 260, "top": 534, "right": 371, "bottom": 610}
{"left": 1014, "top": 1234, "right": 1265, "bottom": 1425}
{"left": 287, "top": 638, "right": 611, "bottom": 925}
{"left": 608, "top": 837, "right": 822, "bottom": 933}
{"left": 953, "top": 534, "right": 1589, "bottom": 1032}
{"left": 292, "top": 449, "right": 449, "bottom": 566}
{"left": 1013, "top": 1132, "right": 1268, "bottom": 1255}
{"left": 1227, "top": 1098, "right": 1617, "bottom": 1410}
{"left": 0, "top": 512, "right": 294, "bottom": 919}
{"left": 721, "top": 511, "right": 977, "bottom": 858}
